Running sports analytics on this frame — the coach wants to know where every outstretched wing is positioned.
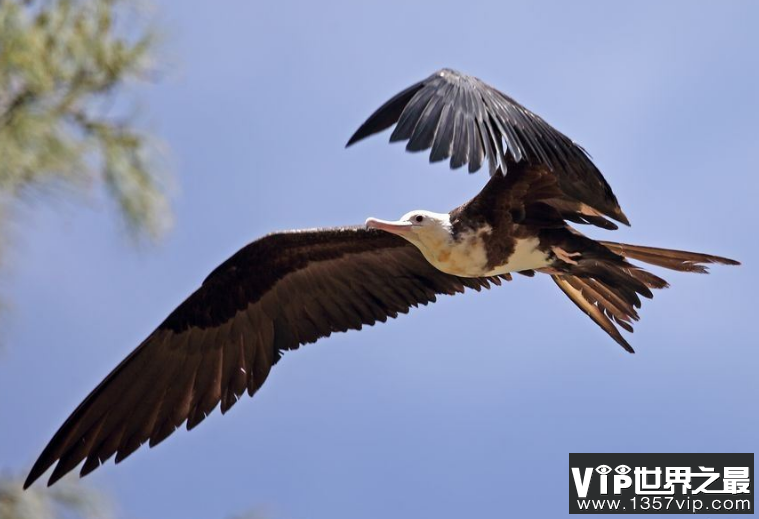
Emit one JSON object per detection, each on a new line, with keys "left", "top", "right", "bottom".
{"left": 26, "top": 228, "right": 505, "bottom": 488}
{"left": 347, "top": 68, "right": 628, "bottom": 225}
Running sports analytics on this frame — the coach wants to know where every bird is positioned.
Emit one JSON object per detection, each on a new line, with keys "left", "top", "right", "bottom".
{"left": 25, "top": 68, "right": 738, "bottom": 488}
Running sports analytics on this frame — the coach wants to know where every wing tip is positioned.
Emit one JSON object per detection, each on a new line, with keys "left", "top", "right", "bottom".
{"left": 346, "top": 78, "right": 428, "bottom": 150}
{"left": 345, "top": 131, "right": 363, "bottom": 148}
{"left": 24, "top": 456, "right": 54, "bottom": 489}
{"left": 22, "top": 473, "right": 38, "bottom": 490}
{"left": 46, "top": 468, "right": 67, "bottom": 488}
{"left": 611, "top": 206, "right": 631, "bottom": 227}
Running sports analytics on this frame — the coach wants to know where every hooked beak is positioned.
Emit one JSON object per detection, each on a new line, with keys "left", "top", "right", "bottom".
{"left": 365, "top": 217, "right": 413, "bottom": 235}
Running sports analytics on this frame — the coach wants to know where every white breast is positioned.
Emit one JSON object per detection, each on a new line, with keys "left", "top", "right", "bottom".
{"left": 483, "top": 236, "right": 550, "bottom": 276}
{"left": 414, "top": 226, "right": 550, "bottom": 278}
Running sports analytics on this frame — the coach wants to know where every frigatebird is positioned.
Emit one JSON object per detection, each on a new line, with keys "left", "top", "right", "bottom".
{"left": 25, "top": 68, "right": 738, "bottom": 488}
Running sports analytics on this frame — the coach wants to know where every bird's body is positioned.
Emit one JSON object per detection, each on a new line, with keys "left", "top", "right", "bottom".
{"left": 366, "top": 168, "right": 617, "bottom": 281}
{"left": 431, "top": 230, "right": 548, "bottom": 278}
{"left": 367, "top": 211, "right": 551, "bottom": 278}
{"left": 25, "top": 68, "right": 739, "bottom": 489}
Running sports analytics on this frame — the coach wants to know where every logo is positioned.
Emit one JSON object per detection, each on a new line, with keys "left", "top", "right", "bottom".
{"left": 569, "top": 453, "right": 753, "bottom": 514}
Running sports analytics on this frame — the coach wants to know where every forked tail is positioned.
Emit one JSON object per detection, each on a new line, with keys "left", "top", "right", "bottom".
{"left": 551, "top": 242, "right": 739, "bottom": 352}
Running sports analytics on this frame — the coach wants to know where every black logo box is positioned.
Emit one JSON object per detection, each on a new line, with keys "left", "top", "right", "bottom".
{"left": 569, "top": 453, "right": 753, "bottom": 515}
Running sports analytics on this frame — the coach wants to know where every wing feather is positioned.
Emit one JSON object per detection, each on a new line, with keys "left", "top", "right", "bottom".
{"left": 26, "top": 227, "right": 502, "bottom": 488}
{"left": 348, "top": 68, "right": 627, "bottom": 224}
{"left": 551, "top": 275, "right": 634, "bottom": 353}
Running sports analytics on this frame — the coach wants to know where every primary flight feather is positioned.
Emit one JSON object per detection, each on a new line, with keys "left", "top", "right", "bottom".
{"left": 25, "top": 68, "right": 737, "bottom": 488}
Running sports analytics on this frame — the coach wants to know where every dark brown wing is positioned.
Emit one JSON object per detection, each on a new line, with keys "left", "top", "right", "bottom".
{"left": 455, "top": 162, "right": 622, "bottom": 232}
{"left": 347, "top": 68, "right": 628, "bottom": 225}
{"left": 25, "top": 227, "right": 504, "bottom": 488}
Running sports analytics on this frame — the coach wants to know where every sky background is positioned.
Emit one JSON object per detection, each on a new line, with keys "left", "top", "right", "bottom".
{"left": 1, "top": 1, "right": 757, "bottom": 518}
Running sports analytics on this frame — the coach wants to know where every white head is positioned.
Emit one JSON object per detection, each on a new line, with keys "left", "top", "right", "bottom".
{"left": 365, "top": 210, "right": 453, "bottom": 254}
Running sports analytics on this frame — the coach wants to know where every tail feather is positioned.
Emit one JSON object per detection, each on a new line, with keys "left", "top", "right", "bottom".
{"left": 583, "top": 277, "right": 640, "bottom": 322}
{"left": 599, "top": 242, "right": 740, "bottom": 273}
{"left": 552, "top": 242, "right": 738, "bottom": 352}
{"left": 565, "top": 277, "right": 635, "bottom": 332}
{"left": 552, "top": 275, "right": 634, "bottom": 353}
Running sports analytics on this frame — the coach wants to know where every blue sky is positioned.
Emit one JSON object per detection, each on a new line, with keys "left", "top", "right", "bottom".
{"left": 1, "top": 1, "right": 757, "bottom": 518}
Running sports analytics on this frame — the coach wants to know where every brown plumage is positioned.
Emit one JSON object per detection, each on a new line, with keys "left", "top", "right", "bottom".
{"left": 551, "top": 242, "right": 739, "bottom": 353}
{"left": 25, "top": 229, "right": 507, "bottom": 488}
{"left": 26, "top": 68, "right": 739, "bottom": 489}
{"left": 346, "top": 68, "right": 629, "bottom": 225}
{"left": 444, "top": 165, "right": 737, "bottom": 353}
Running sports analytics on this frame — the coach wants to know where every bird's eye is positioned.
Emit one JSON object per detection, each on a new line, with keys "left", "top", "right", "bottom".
{"left": 414, "top": 215, "right": 424, "bottom": 223}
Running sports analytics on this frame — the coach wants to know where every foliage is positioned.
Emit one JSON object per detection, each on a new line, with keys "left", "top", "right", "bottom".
{"left": 0, "top": 475, "right": 112, "bottom": 519}
{"left": 0, "top": 0, "right": 165, "bottom": 511}
{"left": 0, "top": 0, "right": 169, "bottom": 241}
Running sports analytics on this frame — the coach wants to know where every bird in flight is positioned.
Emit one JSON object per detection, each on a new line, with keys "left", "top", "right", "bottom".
{"left": 26, "top": 68, "right": 738, "bottom": 488}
